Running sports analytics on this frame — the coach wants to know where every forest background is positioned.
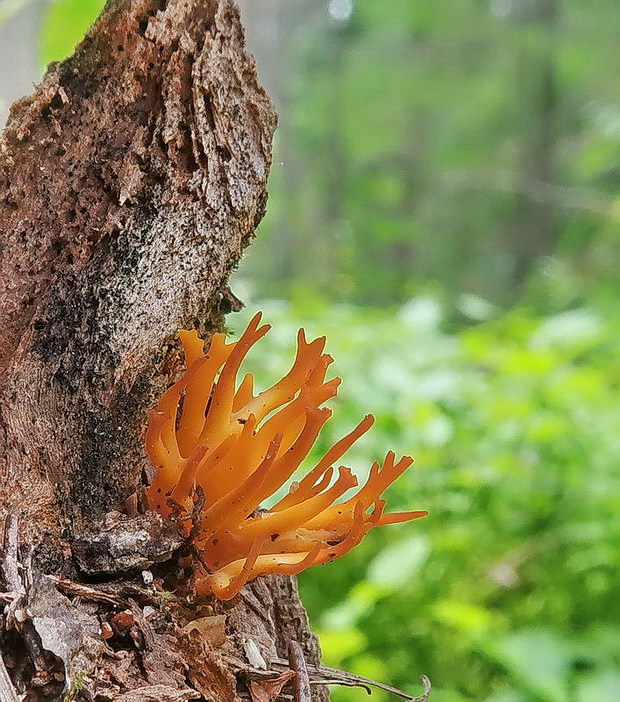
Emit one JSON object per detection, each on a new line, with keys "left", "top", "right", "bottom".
{"left": 1, "top": 1, "right": 619, "bottom": 701}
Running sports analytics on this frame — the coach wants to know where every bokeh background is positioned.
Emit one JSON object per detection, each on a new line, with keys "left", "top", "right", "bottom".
{"left": 2, "top": 1, "right": 620, "bottom": 701}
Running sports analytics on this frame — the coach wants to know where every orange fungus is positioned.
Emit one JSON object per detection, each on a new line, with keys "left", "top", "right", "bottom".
{"left": 146, "top": 312, "right": 427, "bottom": 600}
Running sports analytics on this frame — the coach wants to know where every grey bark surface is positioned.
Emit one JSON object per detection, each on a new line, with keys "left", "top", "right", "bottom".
{"left": 0, "top": 0, "right": 329, "bottom": 699}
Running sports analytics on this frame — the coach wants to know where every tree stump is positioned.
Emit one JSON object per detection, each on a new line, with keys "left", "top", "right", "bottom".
{"left": 0, "top": 0, "right": 330, "bottom": 699}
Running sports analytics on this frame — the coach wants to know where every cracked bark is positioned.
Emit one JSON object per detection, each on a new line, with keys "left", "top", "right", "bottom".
{"left": 0, "top": 0, "right": 329, "bottom": 699}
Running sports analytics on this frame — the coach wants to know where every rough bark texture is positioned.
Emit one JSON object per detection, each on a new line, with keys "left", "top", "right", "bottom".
{"left": 0, "top": 0, "right": 330, "bottom": 699}
{"left": 0, "top": 0, "right": 275, "bottom": 544}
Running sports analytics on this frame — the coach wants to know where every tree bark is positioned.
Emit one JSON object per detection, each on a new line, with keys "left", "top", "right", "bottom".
{"left": 0, "top": 0, "right": 329, "bottom": 699}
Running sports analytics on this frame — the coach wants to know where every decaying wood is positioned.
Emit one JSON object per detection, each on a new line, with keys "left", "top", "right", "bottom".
{"left": 1, "top": 521, "right": 331, "bottom": 700}
{"left": 0, "top": 0, "right": 276, "bottom": 550}
{"left": 0, "top": 651, "right": 19, "bottom": 702}
{"left": 0, "top": 0, "right": 336, "bottom": 699}
{"left": 113, "top": 685, "right": 201, "bottom": 702}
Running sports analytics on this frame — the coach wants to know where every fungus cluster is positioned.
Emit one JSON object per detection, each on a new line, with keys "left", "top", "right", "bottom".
{"left": 146, "top": 313, "right": 427, "bottom": 600}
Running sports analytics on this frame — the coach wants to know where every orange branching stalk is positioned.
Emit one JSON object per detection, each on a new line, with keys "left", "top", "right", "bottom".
{"left": 146, "top": 313, "right": 427, "bottom": 600}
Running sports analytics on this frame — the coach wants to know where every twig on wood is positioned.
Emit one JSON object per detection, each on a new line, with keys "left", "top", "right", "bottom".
{"left": 115, "top": 583, "right": 162, "bottom": 607}
{"left": 1, "top": 515, "right": 27, "bottom": 630}
{"left": 309, "top": 678, "right": 371, "bottom": 695}
{"left": 288, "top": 641, "right": 311, "bottom": 702}
{"left": 1, "top": 515, "right": 21, "bottom": 591}
{"left": 47, "top": 576, "right": 126, "bottom": 608}
{"left": 1, "top": 515, "right": 57, "bottom": 678}
{"left": 20, "top": 544, "right": 34, "bottom": 593}
{"left": 47, "top": 575, "right": 161, "bottom": 610}
{"left": 308, "top": 674, "right": 431, "bottom": 701}
{"left": 272, "top": 656, "right": 431, "bottom": 701}
{"left": 417, "top": 676, "right": 432, "bottom": 702}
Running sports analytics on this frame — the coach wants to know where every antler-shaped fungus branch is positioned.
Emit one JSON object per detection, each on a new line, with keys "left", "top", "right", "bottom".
{"left": 146, "top": 312, "right": 427, "bottom": 600}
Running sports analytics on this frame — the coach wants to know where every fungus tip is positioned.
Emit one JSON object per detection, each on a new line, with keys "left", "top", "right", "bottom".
{"left": 146, "top": 314, "right": 427, "bottom": 600}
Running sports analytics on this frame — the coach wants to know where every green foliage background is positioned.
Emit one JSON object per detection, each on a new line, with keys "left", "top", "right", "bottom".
{"left": 227, "top": 300, "right": 620, "bottom": 702}
{"left": 15, "top": 0, "right": 620, "bottom": 700}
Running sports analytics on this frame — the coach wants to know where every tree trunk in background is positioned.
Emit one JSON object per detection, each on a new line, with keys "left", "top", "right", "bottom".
{"left": 236, "top": 0, "right": 325, "bottom": 293}
{"left": 0, "top": 0, "right": 329, "bottom": 699}
{"left": 512, "top": 0, "right": 559, "bottom": 288}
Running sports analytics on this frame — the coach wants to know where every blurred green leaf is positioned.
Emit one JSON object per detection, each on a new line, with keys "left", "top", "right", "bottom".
{"left": 367, "top": 535, "right": 431, "bottom": 589}
{"left": 315, "top": 628, "right": 367, "bottom": 663}
{"left": 485, "top": 629, "right": 571, "bottom": 702}
{"left": 576, "top": 670, "right": 620, "bottom": 702}
{"left": 40, "top": 0, "right": 104, "bottom": 66}
{"left": 229, "top": 299, "right": 620, "bottom": 701}
{"left": 433, "top": 601, "right": 494, "bottom": 637}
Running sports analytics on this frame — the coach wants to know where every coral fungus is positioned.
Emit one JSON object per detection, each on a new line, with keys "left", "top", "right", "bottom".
{"left": 146, "top": 313, "right": 427, "bottom": 600}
